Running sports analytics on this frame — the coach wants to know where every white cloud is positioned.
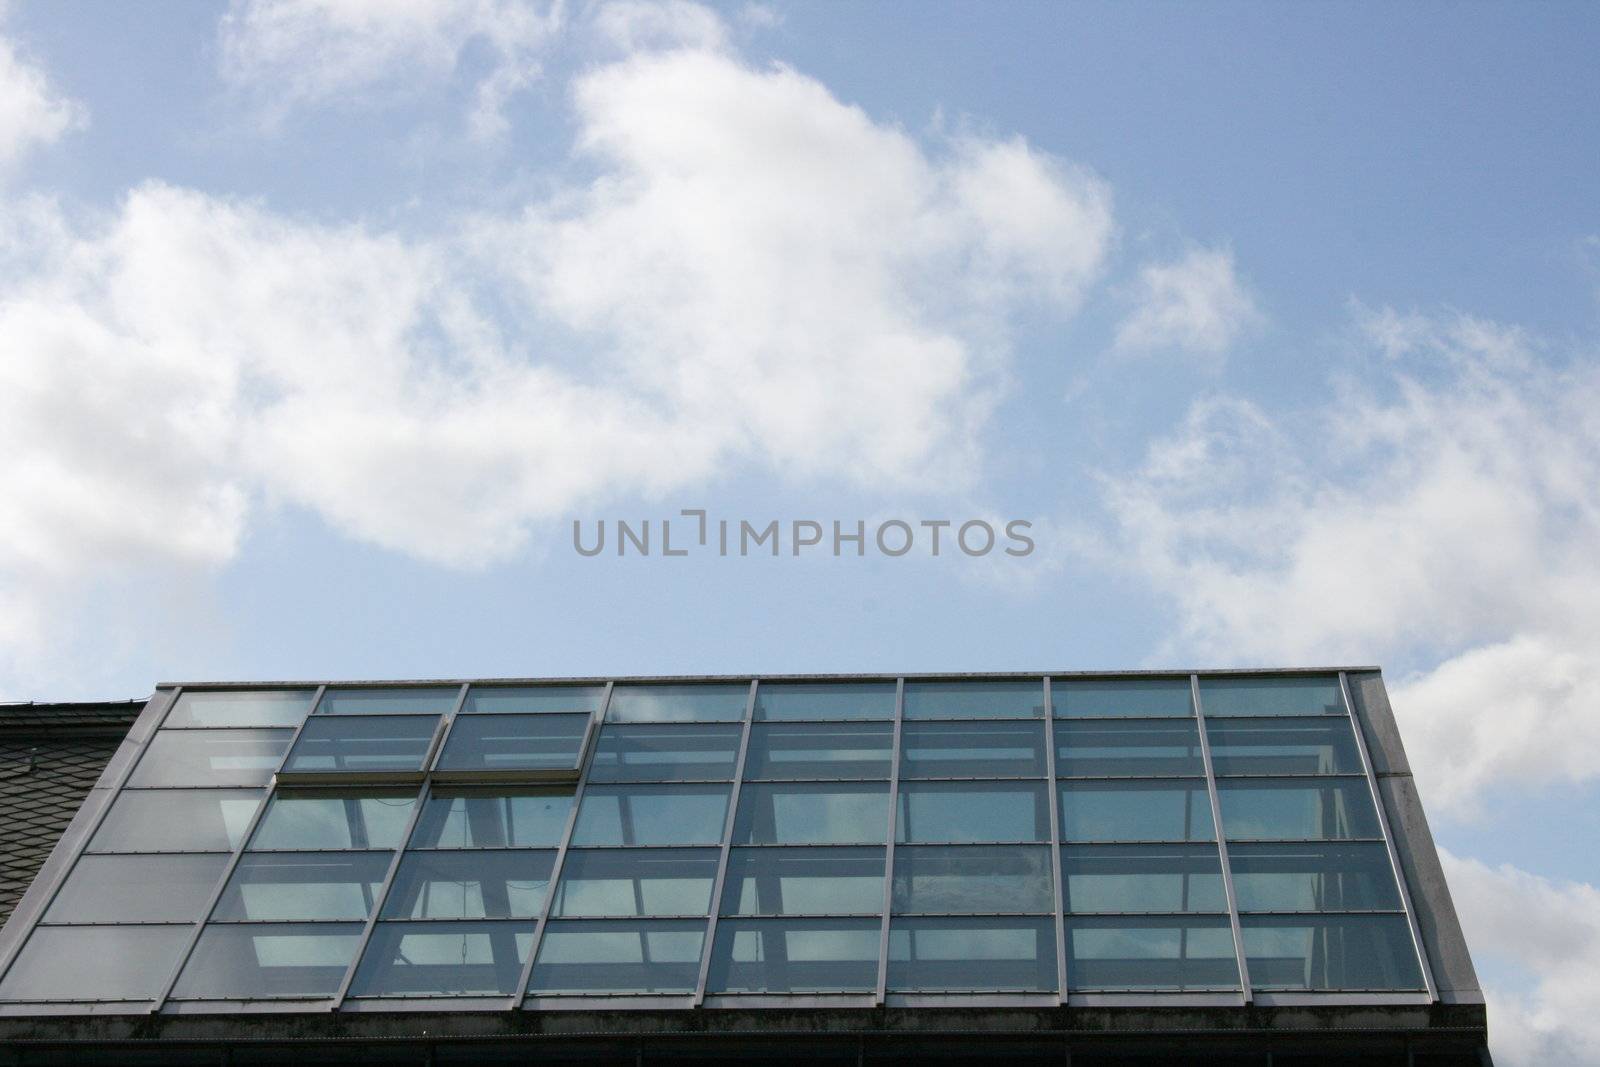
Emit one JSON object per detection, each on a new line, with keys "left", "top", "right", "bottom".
{"left": 1114, "top": 246, "right": 1258, "bottom": 357}
{"left": 0, "top": 19, "right": 85, "bottom": 170}
{"left": 1442, "top": 851, "right": 1600, "bottom": 1066}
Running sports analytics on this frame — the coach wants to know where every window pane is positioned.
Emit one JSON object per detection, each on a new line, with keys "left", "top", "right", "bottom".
{"left": 1199, "top": 676, "right": 1345, "bottom": 717}
{"left": 754, "top": 682, "right": 894, "bottom": 721}
{"left": 464, "top": 686, "right": 604, "bottom": 715}
{"left": 0, "top": 926, "right": 189, "bottom": 1001}
{"left": 350, "top": 922, "right": 535, "bottom": 996}
{"left": 1217, "top": 779, "right": 1382, "bottom": 840}
{"left": 573, "top": 785, "right": 729, "bottom": 846}
{"left": 249, "top": 792, "right": 418, "bottom": 850}
{"left": 888, "top": 917, "right": 1056, "bottom": 992}
{"left": 435, "top": 713, "right": 588, "bottom": 773}
{"left": 1242, "top": 915, "right": 1424, "bottom": 990}
{"left": 1053, "top": 678, "right": 1193, "bottom": 718}
{"left": 896, "top": 781, "right": 1049, "bottom": 843}
{"left": 721, "top": 847, "right": 885, "bottom": 916}
{"left": 1066, "top": 916, "right": 1239, "bottom": 991}
{"left": 382, "top": 850, "right": 555, "bottom": 919}
{"left": 902, "top": 680, "right": 1045, "bottom": 719}
{"left": 707, "top": 918, "right": 879, "bottom": 993}
{"left": 172, "top": 923, "right": 364, "bottom": 999}
{"left": 607, "top": 684, "right": 747, "bottom": 723}
{"left": 214, "top": 852, "right": 392, "bottom": 921}
{"left": 892, "top": 845, "right": 1053, "bottom": 913}
{"left": 1055, "top": 720, "right": 1204, "bottom": 777}
{"left": 1205, "top": 717, "right": 1364, "bottom": 776}
{"left": 411, "top": 789, "right": 572, "bottom": 849}
{"left": 88, "top": 789, "right": 262, "bottom": 853}
{"left": 734, "top": 783, "right": 889, "bottom": 845}
{"left": 551, "top": 849, "right": 717, "bottom": 917}
{"left": 164, "top": 690, "right": 315, "bottom": 729}
{"left": 899, "top": 720, "right": 1046, "bottom": 778}
{"left": 1059, "top": 780, "right": 1214, "bottom": 842}
{"left": 1061, "top": 845, "right": 1227, "bottom": 914}
{"left": 744, "top": 722, "right": 893, "bottom": 780}
{"left": 317, "top": 687, "right": 459, "bottom": 715}
{"left": 281, "top": 715, "right": 438, "bottom": 775}
{"left": 128, "top": 729, "right": 292, "bottom": 787}
{"left": 590, "top": 723, "right": 742, "bottom": 782}
{"left": 44, "top": 854, "right": 229, "bottom": 924}
{"left": 529, "top": 919, "right": 704, "bottom": 994}
{"left": 1229, "top": 842, "right": 1403, "bottom": 912}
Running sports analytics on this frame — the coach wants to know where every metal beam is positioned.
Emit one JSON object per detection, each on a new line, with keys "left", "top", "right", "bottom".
{"left": 1040, "top": 676, "right": 1069, "bottom": 1002}
{"left": 692, "top": 679, "right": 757, "bottom": 1005}
{"left": 873, "top": 678, "right": 905, "bottom": 1006}
{"left": 1192, "top": 674, "right": 1252, "bottom": 1004}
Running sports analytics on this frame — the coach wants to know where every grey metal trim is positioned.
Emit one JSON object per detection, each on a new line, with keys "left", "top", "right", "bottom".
{"left": 873, "top": 677, "right": 905, "bottom": 1006}
{"left": 1192, "top": 674, "right": 1251, "bottom": 1005}
{"left": 692, "top": 679, "right": 756, "bottom": 1006}
{"left": 1040, "top": 676, "right": 1069, "bottom": 1003}
{"left": 1339, "top": 671, "right": 1438, "bottom": 1002}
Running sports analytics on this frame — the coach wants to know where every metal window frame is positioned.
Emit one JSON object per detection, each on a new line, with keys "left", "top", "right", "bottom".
{"left": 1191, "top": 674, "right": 1252, "bottom": 1004}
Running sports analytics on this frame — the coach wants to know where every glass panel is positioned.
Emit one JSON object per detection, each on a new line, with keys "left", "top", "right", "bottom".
{"left": 317, "top": 687, "right": 459, "bottom": 715}
{"left": 1205, "top": 717, "right": 1364, "bottom": 775}
{"left": 1066, "top": 915, "right": 1239, "bottom": 991}
{"left": 88, "top": 788, "right": 262, "bottom": 853}
{"left": 213, "top": 852, "right": 392, "bottom": 921}
{"left": 411, "top": 789, "right": 573, "bottom": 849}
{"left": 528, "top": 919, "right": 704, "bottom": 994}
{"left": 249, "top": 792, "right": 418, "bottom": 850}
{"left": 1199, "top": 675, "right": 1345, "bottom": 717}
{"left": 281, "top": 715, "right": 438, "bottom": 775}
{"left": 707, "top": 918, "right": 880, "bottom": 993}
{"left": 1055, "top": 720, "right": 1204, "bottom": 777}
{"left": 1229, "top": 842, "right": 1403, "bottom": 912}
{"left": 607, "top": 684, "right": 748, "bottom": 723}
{"left": 1242, "top": 915, "right": 1425, "bottom": 990}
{"left": 1217, "top": 779, "right": 1382, "bottom": 840}
{"left": 382, "top": 850, "right": 555, "bottom": 919}
{"left": 44, "top": 854, "right": 229, "bottom": 924}
{"left": 164, "top": 689, "right": 316, "bottom": 728}
{"left": 434, "top": 713, "right": 588, "bottom": 773}
{"left": 891, "top": 845, "right": 1053, "bottom": 913}
{"left": 589, "top": 723, "right": 742, "bottom": 782}
{"left": 171, "top": 923, "right": 364, "bottom": 999}
{"left": 896, "top": 781, "right": 1049, "bottom": 843}
{"left": 899, "top": 720, "right": 1046, "bottom": 777}
{"left": 350, "top": 921, "right": 536, "bottom": 996}
{"left": 572, "top": 785, "right": 729, "bottom": 846}
{"left": 753, "top": 682, "right": 895, "bottom": 721}
{"left": 1061, "top": 845, "right": 1227, "bottom": 914}
{"left": 0, "top": 926, "right": 189, "bottom": 1001}
{"left": 721, "top": 847, "right": 885, "bottom": 916}
{"left": 888, "top": 917, "right": 1056, "bottom": 991}
{"left": 463, "top": 685, "right": 604, "bottom": 714}
{"left": 1053, "top": 677, "right": 1193, "bottom": 718}
{"left": 127, "top": 729, "right": 292, "bottom": 787}
{"left": 743, "top": 722, "right": 893, "bottom": 780}
{"left": 902, "top": 679, "right": 1046, "bottom": 719}
{"left": 734, "top": 782, "right": 889, "bottom": 845}
{"left": 551, "top": 849, "right": 718, "bottom": 917}
{"left": 1059, "top": 780, "right": 1214, "bottom": 842}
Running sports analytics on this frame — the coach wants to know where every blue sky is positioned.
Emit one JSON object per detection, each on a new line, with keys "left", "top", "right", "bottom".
{"left": 1, "top": 2, "right": 1597, "bottom": 1059}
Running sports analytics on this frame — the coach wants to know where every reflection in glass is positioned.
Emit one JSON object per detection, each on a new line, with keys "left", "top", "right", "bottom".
{"left": 1242, "top": 915, "right": 1424, "bottom": 990}
{"left": 44, "top": 854, "right": 229, "bottom": 924}
{"left": 214, "top": 852, "right": 391, "bottom": 921}
{"left": 128, "top": 729, "right": 292, "bottom": 787}
{"left": 435, "top": 714, "right": 589, "bottom": 773}
{"left": 590, "top": 723, "right": 743, "bottom": 782}
{"left": 0, "top": 926, "right": 188, "bottom": 1001}
{"left": 744, "top": 722, "right": 893, "bottom": 780}
{"left": 573, "top": 785, "right": 729, "bottom": 846}
{"left": 721, "top": 848, "right": 885, "bottom": 916}
{"left": 281, "top": 715, "right": 438, "bottom": 775}
{"left": 1059, "top": 780, "right": 1214, "bottom": 842}
{"left": 1198, "top": 676, "right": 1344, "bottom": 717}
{"left": 1052, "top": 678, "right": 1193, "bottom": 718}
{"left": 1054, "top": 720, "right": 1203, "bottom": 777}
{"left": 383, "top": 850, "right": 554, "bottom": 919}
{"left": 463, "top": 686, "right": 603, "bottom": 715}
{"left": 411, "top": 789, "right": 572, "bottom": 849}
{"left": 607, "top": 684, "right": 748, "bottom": 723}
{"left": 754, "top": 682, "right": 895, "bottom": 721}
{"left": 164, "top": 689, "right": 315, "bottom": 729}
{"left": 1217, "top": 779, "right": 1381, "bottom": 841}
{"left": 899, "top": 720, "right": 1046, "bottom": 778}
{"left": 351, "top": 921, "right": 534, "bottom": 996}
{"left": 896, "top": 781, "right": 1049, "bottom": 843}
{"left": 888, "top": 917, "right": 1056, "bottom": 991}
{"left": 317, "top": 687, "right": 459, "bottom": 715}
{"left": 550, "top": 849, "right": 718, "bottom": 917}
{"left": 902, "top": 680, "right": 1045, "bottom": 719}
{"left": 529, "top": 920, "right": 704, "bottom": 994}
{"left": 734, "top": 783, "right": 889, "bottom": 845}
{"left": 1061, "top": 845, "right": 1226, "bottom": 914}
{"left": 1204, "top": 717, "right": 1363, "bottom": 775}
{"left": 249, "top": 792, "right": 418, "bottom": 850}
{"left": 892, "top": 845, "right": 1053, "bottom": 913}
{"left": 1228, "top": 843, "right": 1403, "bottom": 912}
{"left": 1067, "top": 916, "right": 1239, "bottom": 991}
{"left": 88, "top": 789, "right": 262, "bottom": 853}
{"left": 172, "top": 923, "right": 364, "bottom": 999}
{"left": 707, "top": 918, "right": 880, "bottom": 993}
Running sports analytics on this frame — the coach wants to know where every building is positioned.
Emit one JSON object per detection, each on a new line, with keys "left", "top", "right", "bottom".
{"left": 0, "top": 671, "right": 1490, "bottom": 1064}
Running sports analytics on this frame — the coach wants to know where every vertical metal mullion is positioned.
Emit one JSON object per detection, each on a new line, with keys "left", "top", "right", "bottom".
{"left": 514, "top": 681, "right": 614, "bottom": 1008}
{"left": 692, "top": 679, "right": 757, "bottom": 1005}
{"left": 330, "top": 682, "right": 469, "bottom": 1008}
{"left": 151, "top": 684, "right": 327, "bottom": 1012}
{"left": 1338, "top": 671, "right": 1438, "bottom": 1001}
{"left": 1041, "top": 676, "right": 1068, "bottom": 1003}
{"left": 873, "top": 677, "right": 905, "bottom": 1005}
{"left": 1193, "top": 674, "right": 1252, "bottom": 1005}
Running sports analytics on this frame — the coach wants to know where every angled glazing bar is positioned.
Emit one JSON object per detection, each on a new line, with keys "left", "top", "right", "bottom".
{"left": 874, "top": 678, "right": 906, "bottom": 1006}
{"left": 1041, "top": 677, "right": 1068, "bottom": 1003}
{"left": 1191, "top": 674, "right": 1251, "bottom": 1004}
{"left": 692, "top": 680, "right": 757, "bottom": 1005}
{"left": 1338, "top": 671, "right": 1438, "bottom": 1002}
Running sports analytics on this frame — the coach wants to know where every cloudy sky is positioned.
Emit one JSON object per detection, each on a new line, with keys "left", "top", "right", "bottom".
{"left": 2, "top": 1, "right": 1598, "bottom": 1059}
